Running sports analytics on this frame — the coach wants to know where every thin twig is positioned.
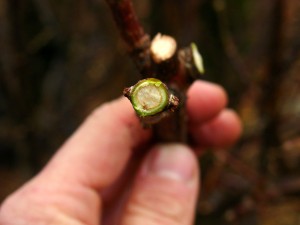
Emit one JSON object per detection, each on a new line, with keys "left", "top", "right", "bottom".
{"left": 105, "top": 0, "right": 152, "bottom": 75}
{"left": 213, "top": 0, "right": 251, "bottom": 84}
{"left": 258, "top": 0, "right": 286, "bottom": 175}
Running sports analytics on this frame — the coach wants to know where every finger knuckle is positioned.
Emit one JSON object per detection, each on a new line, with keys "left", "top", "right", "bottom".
{"left": 123, "top": 187, "right": 185, "bottom": 225}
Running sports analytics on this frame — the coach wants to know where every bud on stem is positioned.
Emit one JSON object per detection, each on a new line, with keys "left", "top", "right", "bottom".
{"left": 191, "top": 42, "right": 205, "bottom": 74}
{"left": 124, "top": 78, "right": 179, "bottom": 121}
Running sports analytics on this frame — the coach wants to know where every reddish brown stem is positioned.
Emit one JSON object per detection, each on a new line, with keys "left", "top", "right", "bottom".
{"left": 105, "top": 0, "right": 152, "bottom": 75}
{"left": 105, "top": 0, "right": 146, "bottom": 48}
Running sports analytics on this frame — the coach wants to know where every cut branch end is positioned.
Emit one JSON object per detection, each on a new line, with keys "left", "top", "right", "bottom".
{"left": 124, "top": 78, "right": 179, "bottom": 119}
{"left": 150, "top": 33, "right": 177, "bottom": 63}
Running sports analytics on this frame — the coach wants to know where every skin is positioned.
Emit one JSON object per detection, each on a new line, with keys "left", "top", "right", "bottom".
{"left": 0, "top": 80, "right": 242, "bottom": 225}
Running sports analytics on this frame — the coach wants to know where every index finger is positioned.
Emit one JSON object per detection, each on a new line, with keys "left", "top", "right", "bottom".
{"left": 40, "top": 97, "right": 151, "bottom": 190}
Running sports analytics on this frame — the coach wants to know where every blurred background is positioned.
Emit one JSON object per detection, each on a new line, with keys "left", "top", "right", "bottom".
{"left": 1, "top": 0, "right": 300, "bottom": 224}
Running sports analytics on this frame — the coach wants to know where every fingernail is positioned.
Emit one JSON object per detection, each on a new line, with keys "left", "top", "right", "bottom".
{"left": 146, "top": 144, "right": 196, "bottom": 182}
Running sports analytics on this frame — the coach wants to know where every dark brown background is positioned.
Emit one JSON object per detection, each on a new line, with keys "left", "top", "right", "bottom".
{"left": 1, "top": 0, "right": 300, "bottom": 224}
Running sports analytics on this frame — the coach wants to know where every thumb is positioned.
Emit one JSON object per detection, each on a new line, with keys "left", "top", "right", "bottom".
{"left": 120, "top": 144, "right": 200, "bottom": 225}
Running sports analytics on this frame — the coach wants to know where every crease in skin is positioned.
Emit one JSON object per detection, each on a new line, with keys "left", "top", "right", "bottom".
{"left": 132, "top": 190, "right": 184, "bottom": 218}
{"left": 32, "top": 206, "right": 85, "bottom": 225}
{"left": 122, "top": 190, "right": 185, "bottom": 225}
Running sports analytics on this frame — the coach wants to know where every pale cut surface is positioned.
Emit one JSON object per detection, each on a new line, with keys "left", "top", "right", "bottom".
{"left": 191, "top": 43, "right": 205, "bottom": 74}
{"left": 136, "top": 84, "right": 162, "bottom": 110}
{"left": 150, "top": 33, "right": 177, "bottom": 63}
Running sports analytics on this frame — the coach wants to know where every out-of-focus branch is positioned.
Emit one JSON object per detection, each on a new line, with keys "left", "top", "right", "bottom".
{"left": 213, "top": 0, "right": 251, "bottom": 84}
{"left": 259, "top": 0, "right": 286, "bottom": 175}
{"left": 0, "top": 0, "right": 22, "bottom": 117}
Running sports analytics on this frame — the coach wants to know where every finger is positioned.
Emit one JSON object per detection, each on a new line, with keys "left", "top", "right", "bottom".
{"left": 120, "top": 144, "right": 199, "bottom": 225}
{"left": 191, "top": 109, "right": 242, "bottom": 148}
{"left": 39, "top": 97, "right": 151, "bottom": 190}
{"left": 101, "top": 150, "right": 148, "bottom": 225}
{"left": 187, "top": 80, "right": 228, "bottom": 124}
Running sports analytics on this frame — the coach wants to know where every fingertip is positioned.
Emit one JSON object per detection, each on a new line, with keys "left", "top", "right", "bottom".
{"left": 187, "top": 80, "right": 228, "bottom": 124}
{"left": 192, "top": 109, "right": 242, "bottom": 148}
{"left": 140, "top": 144, "right": 199, "bottom": 184}
{"left": 120, "top": 144, "right": 200, "bottom": 224}
{"left": 218, "top": 109, "right": 242, "bottom": 146}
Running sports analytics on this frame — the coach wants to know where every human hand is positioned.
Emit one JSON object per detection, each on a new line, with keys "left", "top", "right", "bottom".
{"left": 0, "top": 81, "right": 241, "bottom": 225}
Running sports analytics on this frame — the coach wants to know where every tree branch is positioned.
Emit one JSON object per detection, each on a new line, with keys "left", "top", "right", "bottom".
{"left": 105, "top": 0, "right": 204, "bottom": 142}
{"left": 258, "top": 0, "right": 286, "bottom": 175}
{"left": 105, "top": 0, "right": 152, "bottom": 75}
